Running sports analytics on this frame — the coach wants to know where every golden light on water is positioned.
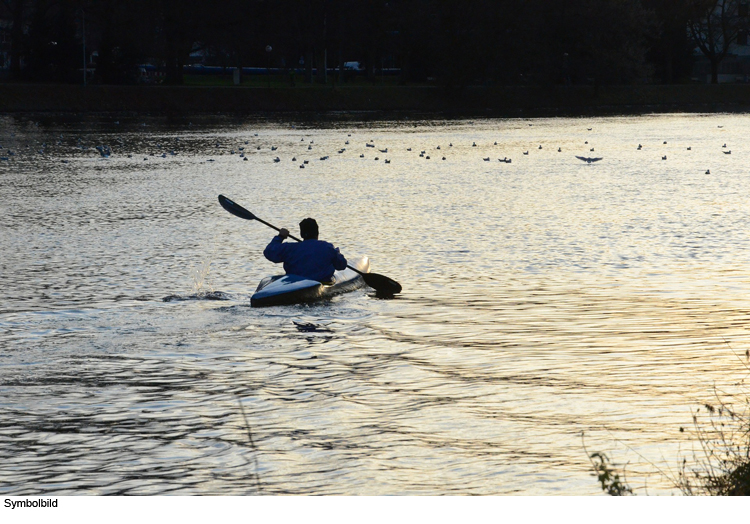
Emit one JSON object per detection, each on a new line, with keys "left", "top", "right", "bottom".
{"left": 1, "top": 113, "right": 749, "bottom": 494}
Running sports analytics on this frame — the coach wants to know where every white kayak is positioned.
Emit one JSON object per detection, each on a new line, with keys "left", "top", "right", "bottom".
{"left": 250, "top": 256, "right": 370, "bottom": 307}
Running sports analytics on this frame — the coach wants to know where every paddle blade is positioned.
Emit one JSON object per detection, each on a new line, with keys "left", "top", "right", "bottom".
{"left": 219, "top": 194, "right": 256, "bottom": 221}
{"left": 362, "top": 272, "right": 402, "bottom": 296}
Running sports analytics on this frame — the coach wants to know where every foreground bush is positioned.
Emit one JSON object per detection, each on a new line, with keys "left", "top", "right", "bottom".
{"left": 589, "top": 357, "right": 750, "bottom": 496}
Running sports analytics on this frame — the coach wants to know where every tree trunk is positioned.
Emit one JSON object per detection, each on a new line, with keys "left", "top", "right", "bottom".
{"left": 165, "top": 43, "right": 183, "bottom": 85}
{"left": 711, "top": 58, "right": 719, "bottom": 84}
{"left": 9, "top": 0, "right": 25, "bottom": 79}
{"left": 399, "top": 53, "right": 408, "bottom": 85}
{"left": 663, "top": 39, "right": 674, "bottom": 84}
{"left": 664, "top": 56, "right": 673, "bottom": 84}
{"left": 316, "top": 49, "right": 326, "bottom": 84}
{"left": 305, "top": 49, "right": 313, "bottom": 83}
{"left": 176, "top": 52, "right": 184, "bottom": 85}
{"left": 337, "top": 47, "right": 343, "bottom": 85}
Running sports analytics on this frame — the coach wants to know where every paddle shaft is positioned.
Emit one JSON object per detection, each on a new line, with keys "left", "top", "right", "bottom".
{"left": 256, "top": 216, "right": 302, "bottom": 242}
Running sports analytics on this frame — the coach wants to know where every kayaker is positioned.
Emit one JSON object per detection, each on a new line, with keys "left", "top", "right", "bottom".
{"left": 263, "top": 218, "right": 347, "bottom": 283}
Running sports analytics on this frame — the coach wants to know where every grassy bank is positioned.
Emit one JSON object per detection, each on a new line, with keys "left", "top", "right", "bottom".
{"left": 2, "top": 83, "right": 750, "bottom": 117}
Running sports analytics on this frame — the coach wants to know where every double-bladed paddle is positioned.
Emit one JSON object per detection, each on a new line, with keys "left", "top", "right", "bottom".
{"left": 218, "top": 194, "right": 402, "bottom": 296}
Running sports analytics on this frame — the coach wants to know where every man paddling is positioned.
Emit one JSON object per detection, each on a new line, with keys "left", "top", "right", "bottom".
{"left": 263, "top": 218, "right": 348, "bottom": 283}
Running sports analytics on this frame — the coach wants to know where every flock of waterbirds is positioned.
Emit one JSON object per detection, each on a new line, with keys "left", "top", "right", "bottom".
{"left": 0, "top": 122, "right": 735, "bottom": 175}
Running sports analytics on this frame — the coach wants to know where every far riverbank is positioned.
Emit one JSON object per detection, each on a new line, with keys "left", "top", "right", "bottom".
{"left": 2, "top": 83, "right": 750, "bottom": 117}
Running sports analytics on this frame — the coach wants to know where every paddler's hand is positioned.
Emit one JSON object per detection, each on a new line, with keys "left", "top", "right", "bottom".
{"left": 278, "top": 228, "right": 290, "bottom": 240}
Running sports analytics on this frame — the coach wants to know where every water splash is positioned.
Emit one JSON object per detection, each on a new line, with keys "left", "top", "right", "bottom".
{"left": 192, "top": 257, "right": 214, "bottom": 295}
{"left": 162, "top": 247, "right": 229, "bottom": 301}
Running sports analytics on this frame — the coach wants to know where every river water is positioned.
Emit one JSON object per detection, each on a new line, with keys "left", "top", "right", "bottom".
{"left": 1, "top": 113, "right": 749, "bottom": 495}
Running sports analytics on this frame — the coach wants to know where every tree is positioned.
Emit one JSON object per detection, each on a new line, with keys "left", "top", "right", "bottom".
{"left": 527, "top": 0, "right": 655, "bottom": 86}
{"left": 86, "top": 0, "right": 153, "bottom": 84}
{"left": 688, "top": 0, "right": 743, "bottom": 83}
{"left": 24, "top": 0, "right": 86, "bottom": 83}
{"left": 642, "top": 0, "right": 695, "bottom": 83}
{"left": 0, "top": 0, "right": 30, "bottom": 79}
{"left": 151, "top": 0, "right": 206, "bottom": 85}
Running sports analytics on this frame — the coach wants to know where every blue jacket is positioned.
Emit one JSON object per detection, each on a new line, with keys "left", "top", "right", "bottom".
{"left": 263, "top": 236, "right": 348, "bottom": 282}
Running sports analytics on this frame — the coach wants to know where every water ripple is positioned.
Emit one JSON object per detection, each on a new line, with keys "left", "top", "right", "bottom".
{"left": 2, "top": 114, "right": 750, "bottom": 494}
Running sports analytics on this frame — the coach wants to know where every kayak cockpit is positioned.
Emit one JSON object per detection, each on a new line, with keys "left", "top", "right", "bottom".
{"left": 250, "top": 256, "right": 370, "bottom": 307}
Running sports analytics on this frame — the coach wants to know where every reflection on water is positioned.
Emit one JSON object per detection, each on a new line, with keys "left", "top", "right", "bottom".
{"left": 1, "top": 113, "right": 750, "bottom": 494}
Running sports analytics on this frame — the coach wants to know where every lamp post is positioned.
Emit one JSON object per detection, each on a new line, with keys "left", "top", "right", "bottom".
{"left": 265, "top": 45, "right": 272, "bottom": 87}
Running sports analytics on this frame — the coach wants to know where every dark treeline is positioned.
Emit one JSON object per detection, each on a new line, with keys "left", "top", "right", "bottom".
{"left": 0, "top": 0, "right": 743, "bottom": 86}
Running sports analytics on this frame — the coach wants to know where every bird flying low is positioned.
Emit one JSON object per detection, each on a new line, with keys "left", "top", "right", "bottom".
{"left": 575, "top": 155, "right": 603, "bottom": 163}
